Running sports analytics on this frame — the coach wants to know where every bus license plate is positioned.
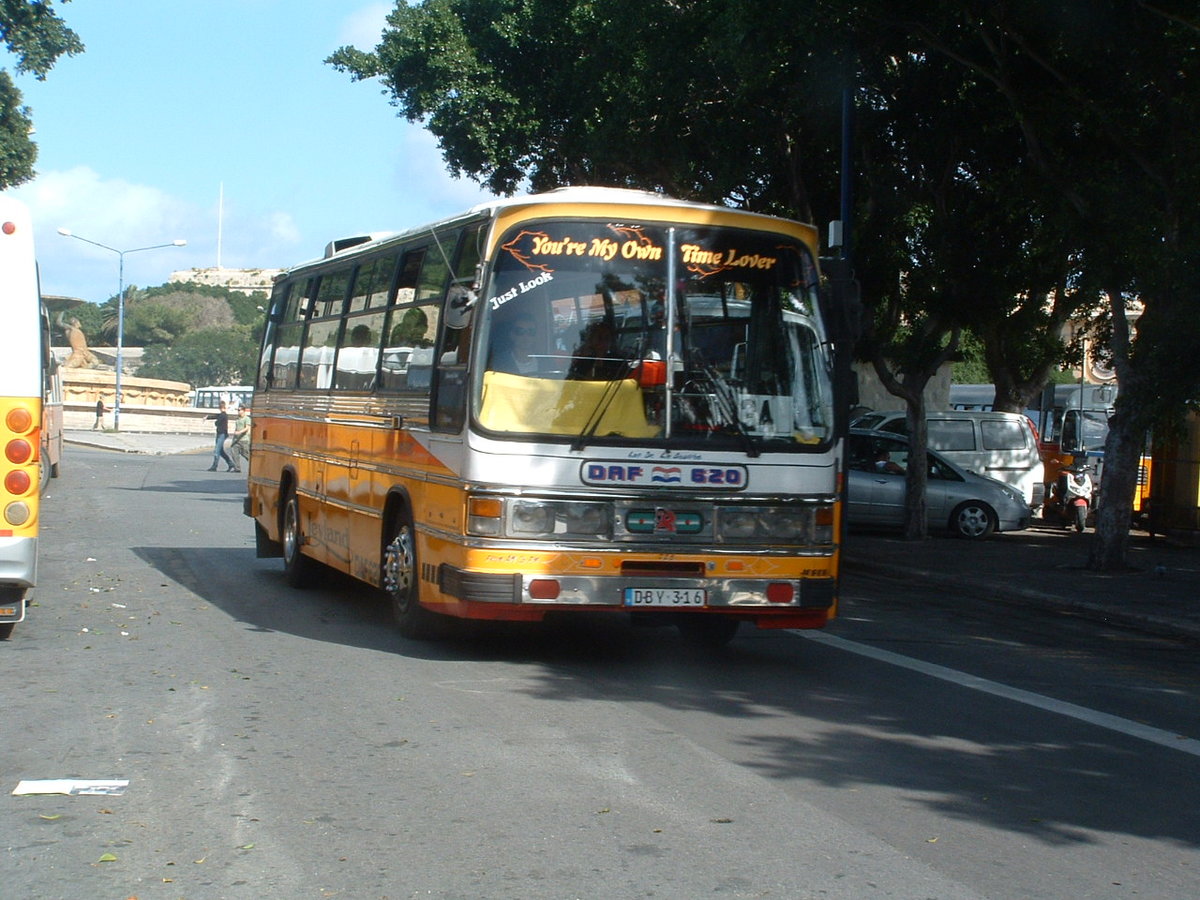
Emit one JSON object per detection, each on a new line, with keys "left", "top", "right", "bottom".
{"left": 624, "top": 588, "right": 706, "bottom": 607}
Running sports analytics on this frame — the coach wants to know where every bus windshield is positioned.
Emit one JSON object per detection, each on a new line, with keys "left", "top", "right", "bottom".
{"left": 474, "top": 219, "right": 833, "bottom": 451}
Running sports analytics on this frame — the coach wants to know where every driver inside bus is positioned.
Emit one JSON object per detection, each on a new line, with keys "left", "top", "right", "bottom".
{"left": 568, "top": 319, "right": 627, "bottom": 380}
{"left": 488, "top": 313, "right": 541, "bottom": 375}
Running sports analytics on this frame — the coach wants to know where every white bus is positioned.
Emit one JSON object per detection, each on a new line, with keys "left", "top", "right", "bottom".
{"left": 0, "top": 195, "right": 46, "bottom": 639}
{"left": 192, "top": 385, "right": 253, "bottom": 410}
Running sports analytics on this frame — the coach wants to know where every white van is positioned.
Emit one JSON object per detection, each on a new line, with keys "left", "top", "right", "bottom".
{"left": 852, "top": 409, "right": 1045, "bottom": 512}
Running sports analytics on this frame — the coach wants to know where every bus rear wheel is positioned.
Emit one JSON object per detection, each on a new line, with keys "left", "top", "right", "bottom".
{"left": 383, "top": 517, "right": 443, "bottom": 640}
{"left": 281, "top": 488, "right": 315, "bottom": 588}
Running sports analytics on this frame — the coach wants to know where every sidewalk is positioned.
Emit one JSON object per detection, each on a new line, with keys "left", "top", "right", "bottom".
{"left": 65, "top": 430, "right": 1200, "bottom": 642}
{"left": 65, "top": 429, "right": 211, "bottom": 456}
{"left": 842, "top": 526, "right": 1200, "bottom": 642}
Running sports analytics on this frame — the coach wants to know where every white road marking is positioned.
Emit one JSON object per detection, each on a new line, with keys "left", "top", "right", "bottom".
{"left": 799, "top": 630, "right": 1200, "bottom": 758}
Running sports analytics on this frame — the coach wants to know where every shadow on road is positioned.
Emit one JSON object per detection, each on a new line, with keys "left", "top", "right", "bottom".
{"left": 130, "top": 542, "right": 1200, "bottom": 858}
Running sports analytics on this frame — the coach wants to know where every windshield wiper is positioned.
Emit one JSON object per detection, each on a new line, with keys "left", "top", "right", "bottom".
{"left": 569, "top": 358, "right": 639, "bottom": 452}
{"left": 697, "top": 360, "right": 761, "bottom": 458}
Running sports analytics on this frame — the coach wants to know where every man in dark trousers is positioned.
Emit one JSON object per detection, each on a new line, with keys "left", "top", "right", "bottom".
{"left": 206, "top": 401, "right": 237, "bottom": 471}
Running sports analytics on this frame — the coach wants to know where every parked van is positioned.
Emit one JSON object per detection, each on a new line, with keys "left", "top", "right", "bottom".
{"left": 850, "top": 410, "right": 1045, "bottom": 512}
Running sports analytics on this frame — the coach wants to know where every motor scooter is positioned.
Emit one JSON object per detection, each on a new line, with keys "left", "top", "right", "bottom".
{"left": 1049, "top": 464, "right": 1094, "bottom": 532}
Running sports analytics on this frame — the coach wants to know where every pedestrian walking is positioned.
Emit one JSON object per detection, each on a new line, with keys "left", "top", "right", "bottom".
{"left": 92, "top": 398, "right": 108, "bottom": 430}
{"left": 206, "top": 401, "right": 237, "bottom": 471}
{"left": 228, "top": 404, "right": 251, "bottom": 473}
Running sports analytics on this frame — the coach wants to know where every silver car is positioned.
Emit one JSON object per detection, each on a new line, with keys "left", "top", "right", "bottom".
{"left": 846, "top": 430, "right": 1030, "bottom": 539}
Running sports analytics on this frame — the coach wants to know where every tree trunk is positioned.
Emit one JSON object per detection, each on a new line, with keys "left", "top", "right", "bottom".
{"left": 904, "top": 396, "right": 929, "bottom": 540}
{"left": 1086, "top": 288, "right": 1143, "bottom": 572}
{"left": 1087, "top": 401, "right": 1143, "bottom": 571}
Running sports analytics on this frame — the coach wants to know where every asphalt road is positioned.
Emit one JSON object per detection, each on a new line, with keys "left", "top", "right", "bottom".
{"left": 4, "top": 448, "right": 1199, "bottom": 899}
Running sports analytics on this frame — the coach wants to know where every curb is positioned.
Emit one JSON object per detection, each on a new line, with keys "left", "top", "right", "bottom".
{"left": 64, "top": 435, "right": 210, "bottom": 456}
{"left": 845, "top": 555, "right": 1200, "bottom": 644}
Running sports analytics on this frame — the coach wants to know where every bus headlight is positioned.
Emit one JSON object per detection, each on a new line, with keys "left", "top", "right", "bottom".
{"left": 512, "top": 501, "right": 556, "bottom": 535}
{"left": 715, "top": 504, "right": 834, "bottom": 546}
{"left": 467, "top": 495, "right": 614, "bottom": 540}
{"left": 764, "top": 511, "right": 806, "bottom": 539}
{"left": 564, "top": 503, "right": 608, "bottom": 535}
{"left": 718, "top": 510, "right": 759, "bottom": 539}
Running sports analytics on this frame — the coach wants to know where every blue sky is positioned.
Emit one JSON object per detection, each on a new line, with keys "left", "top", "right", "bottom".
{"left": 8, "top": 0, "right": 496, "bottom": 303}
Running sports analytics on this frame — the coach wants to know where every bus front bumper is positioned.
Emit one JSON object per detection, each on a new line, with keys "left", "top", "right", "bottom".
{"left": 435, "top": 565, "right": 836, "bottom": 626}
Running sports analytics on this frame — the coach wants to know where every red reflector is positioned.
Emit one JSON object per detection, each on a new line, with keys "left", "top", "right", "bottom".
{"left": 2, "top": 221, "right": 15, "bottom": 236}
{"left": 635, "top": 359, "right": 668, "bottom": 387}
{"left": 6, "top": 439, "right": 31, "bottom": 464}
{"left": 5, "top": 469, "right": 31, "bottom": 495}
{"left": 528, "top": 579, "right": 561, "bottom": 600}
{"left": 766, "top": 582, "right": 795, "bottom": 604}
{"left": 6, "top": 408, "right": 32, "bottom": 433}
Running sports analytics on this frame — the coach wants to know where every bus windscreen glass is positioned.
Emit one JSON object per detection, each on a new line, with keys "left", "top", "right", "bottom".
{"left": 475, "top": 220, "right": 833, "bottom": 450}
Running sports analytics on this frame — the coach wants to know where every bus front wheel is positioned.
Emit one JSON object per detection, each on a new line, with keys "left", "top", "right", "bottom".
{"left": 0, "top": 586, "right": 24, "bottom": 640}
{"left": 383, "top": 516, "right": 443, "bottom": 640}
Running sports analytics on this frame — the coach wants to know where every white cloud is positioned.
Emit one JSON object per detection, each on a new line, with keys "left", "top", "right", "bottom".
{"left": 338, "top": 3, "right": 392, "bottom": 50}
{"left": 15, "top": 166, "right": 190, "bottom": 250}
{"left": 10, "top": 167, "right": 197, "bottom": 301}
{"left": 266, "top": 211, "right": 302, "bottom": 245}
{"left": 392, "top": 127, "right": 499, "bottom": 219}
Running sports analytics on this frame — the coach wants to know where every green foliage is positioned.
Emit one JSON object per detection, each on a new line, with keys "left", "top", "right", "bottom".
{"left": 122, "top": 300, "right": 198, "bottom": 346}
{"left": 50, "top": 279, "right": 270, "bottom": 389}
{"left": 341, "top": 1, "right": 1200, "bottom": 555}
{"left": 140, "top": 279, "right": 267, "bottom": 322}
{"left": 328, "top": 0, "right": 844, "bottom": 216}
{"left": 0, "top": 0, "right": 83, "bottom": 189}
{"left": 950, "top": 333, "right": 989, "bottom": 386}
{"left": 0, "top": 70, "right": 34, "bottom": 185}
{"left": 137, "top": 326, "right": 259, "bottom": 387}
{"left": 1, "top": 0, "right": 84, "bottom": 78}
{"left": 87, "top": 282, "right": 268, "bottom": 348}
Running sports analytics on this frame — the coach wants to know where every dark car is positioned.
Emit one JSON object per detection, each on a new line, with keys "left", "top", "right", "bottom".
{"left": 846, "top": 429, "right": 1031, "bottom": 539}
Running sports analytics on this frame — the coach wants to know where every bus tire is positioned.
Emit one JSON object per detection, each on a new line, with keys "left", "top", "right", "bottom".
{"left": 678, "top": 616, "right": 740, "bottom": 647}
{"left": 0, "top": 587, "right": 22, "bottom": 640}
{"left": 383, "top": 514, "right": 442, "bottom": 640}
{"left": 281, "top": 488, "right": 315, "bottom": 588}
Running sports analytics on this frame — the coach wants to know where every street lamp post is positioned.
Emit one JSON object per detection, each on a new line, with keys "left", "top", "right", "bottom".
{"left": 57, "top": 230, "right": 186, "bottom": 432}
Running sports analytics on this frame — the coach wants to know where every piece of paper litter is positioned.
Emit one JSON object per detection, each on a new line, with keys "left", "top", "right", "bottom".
{"left": 12, "top": 779, "right": 129, "bottom": 796}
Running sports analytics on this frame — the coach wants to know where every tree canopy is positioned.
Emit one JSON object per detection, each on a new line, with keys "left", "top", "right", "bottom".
{"left": 0, "top": 0, "right": 83, "bottom": 188}
{"left": 336, "top": 0, "right": 1200, "bottom": 564}
{"left": 53, "top": 281, "right": 266, "bottom": 388}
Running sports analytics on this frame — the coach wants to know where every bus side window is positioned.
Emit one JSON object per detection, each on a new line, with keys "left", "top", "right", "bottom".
{"left": 269, "top": 278, "right": 315, "bottom": 391}
{"left": 297, "top": 270, "right": 351, "bottom": 390}
{"left": 432, "top": 225, "right": 484, "bottom": 432}
{"left": 379, "top": 249, "right": 427, "bottom": 391}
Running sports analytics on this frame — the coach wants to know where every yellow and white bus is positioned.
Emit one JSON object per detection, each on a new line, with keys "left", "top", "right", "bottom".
{"left": 245, "top": 188, "right": 850, "bottom": 643}
{"left": 0, "top": 195, "right": 46, "bottom": 639}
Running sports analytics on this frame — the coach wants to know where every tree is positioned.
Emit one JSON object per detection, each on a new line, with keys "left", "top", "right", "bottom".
{"left": 892, "top": 1, "right": 1200, "bottom": 568}
{"left": 328, "top": 0, "right": 846, "bottom": 216}
{"left": 0, "top": 0, "right": 83, "bottom": 188}
{"left": 137, "top": 327, "right": 259, "bottom": 388}
{"left": 91, "top": 282, "right": 266, "bottom": 346}
{"left": 337, "top": 1, "right": 1200, "bottom": 564}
